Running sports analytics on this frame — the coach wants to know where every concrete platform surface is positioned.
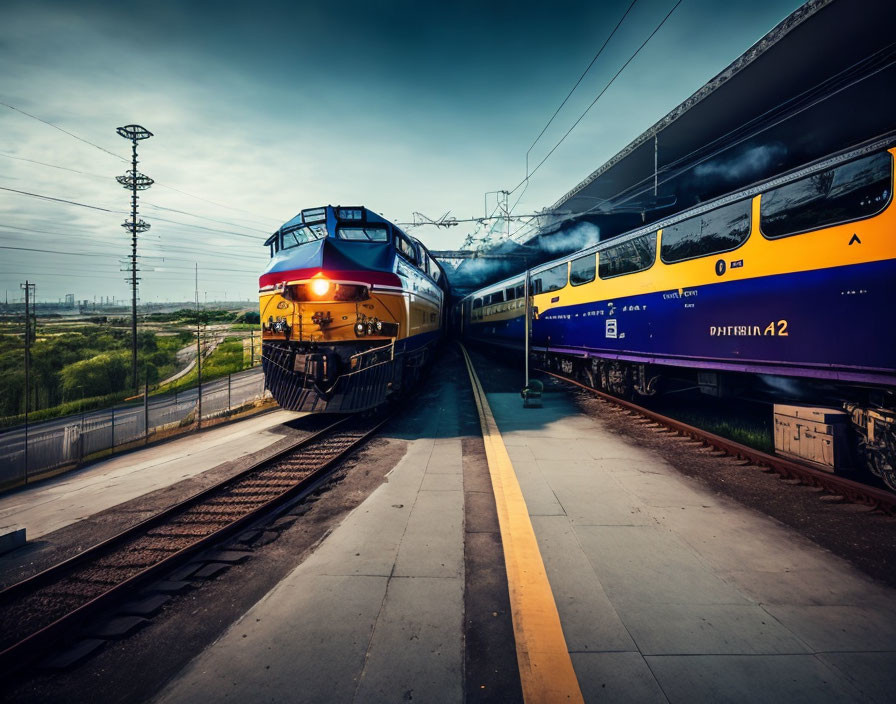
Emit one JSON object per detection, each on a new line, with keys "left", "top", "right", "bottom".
{"left": 156, "top": 388, "right": 467, "bottom": 703}
{"left": 487, "top": 387, "right": 896, "bottom": 703}
{"left": 0, "top": 410, "right": 300, "bottom": 541}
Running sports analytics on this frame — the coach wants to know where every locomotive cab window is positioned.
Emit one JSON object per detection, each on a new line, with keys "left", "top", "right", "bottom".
{"left": 570, "top": 253, "right": 596, "bottom": 285}
{"left": 336, "top": 226, "right": 389, "bottom": 242}
{"left": 599, "top": 233, "right": 657, "bottom": 278}
{"left": 395, "top": 232, "right": 417, "bottom": 261}
{"left": 281, "top": 223, "right": 328, "bottom": 249}
{"left": 265, "top": 232, "right": 279, "bottom": 257}
{"left": 661, "top": 200, "right": 750, "bottom": 264}
{"left": 760, "top": 151, "right": 893, "bottom": 238}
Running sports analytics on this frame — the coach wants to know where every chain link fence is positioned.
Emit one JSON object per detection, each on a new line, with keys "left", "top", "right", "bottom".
{"left": 0, "top": 367, "right": 270, "bottom": 491}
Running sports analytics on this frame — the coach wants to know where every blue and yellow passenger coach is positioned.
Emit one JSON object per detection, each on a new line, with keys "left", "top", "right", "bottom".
{"left": 460, "top": 144, "right": 896, "bottom": 487}
{"left": 259, "top": 205, "right": 447, "bottom": 412}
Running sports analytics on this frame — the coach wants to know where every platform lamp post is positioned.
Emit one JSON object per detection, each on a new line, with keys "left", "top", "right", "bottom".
{"left": 116, "top": 124, "right": 153, "bottom": 393}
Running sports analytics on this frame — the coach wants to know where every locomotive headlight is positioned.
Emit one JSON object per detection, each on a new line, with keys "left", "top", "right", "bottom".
{"left": 311, "top": 278, "right": 331, "bottom": 297}
{"left": 354, "top": 321, "right": 367, "bottom": 336}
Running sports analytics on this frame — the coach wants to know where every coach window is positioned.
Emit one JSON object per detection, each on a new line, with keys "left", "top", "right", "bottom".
{"left": 516, "top": 284, "right": 525, "bottom": 298}
{"left": 536, "top": 263, "right": 568, "bottom": 293}
{"left": 760, "top": 151, "right": 892, "bottom": 238}
{"left": 570, "top": 253, "right": 596, "bottom": 285}
{"left": 505, "top": 287, "right": 516, "bottom": 301}
{"left": 473, "top": 298, "right": 482, "bottom": 309}
{"left": 661, "top": 201, "right": 750, "bottom": 264}
{"left": 599, "top": 233, "right": 657, "bottom": 278}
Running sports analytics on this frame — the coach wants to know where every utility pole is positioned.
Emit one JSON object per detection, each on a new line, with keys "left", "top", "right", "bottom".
{"left": 116, "top": 124, "right": 153, "bottom": 392}
{"left": 196, "top": 323, "right": 202, "bottom": 430}
{"left": 523, "top": 270, "right": 530, "bottom": 389}
{"left": 195, "top": 262, "right": 199, "bottom": 311}
{"left": 20, "top": 281, "right": 35, "bottom": 482}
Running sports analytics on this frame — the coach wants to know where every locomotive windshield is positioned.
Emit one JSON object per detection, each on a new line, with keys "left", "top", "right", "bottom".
{"left": 282, "top": 223, "right": 328, "bottom": 249}
{"left": 336, "top": 226, "right": 389, "bottom": 242}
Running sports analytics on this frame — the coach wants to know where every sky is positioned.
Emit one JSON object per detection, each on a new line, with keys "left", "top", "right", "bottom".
{"left": 0, "top": 0, "right": 805, "bottom": 304}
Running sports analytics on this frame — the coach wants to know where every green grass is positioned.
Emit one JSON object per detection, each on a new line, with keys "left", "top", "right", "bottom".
{"left": 153, "top": 338, "right": 256, "bottom": 395}
{"left": 645, "top": 395, "right": 775, "bottom": 454}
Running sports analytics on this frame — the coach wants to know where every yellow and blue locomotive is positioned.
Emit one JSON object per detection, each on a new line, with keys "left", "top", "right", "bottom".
{"left": 260, "top": 206, "right": 447, "bottom": 412}
{"left": 459, "top": 143, "right": 896, "bottom": 488}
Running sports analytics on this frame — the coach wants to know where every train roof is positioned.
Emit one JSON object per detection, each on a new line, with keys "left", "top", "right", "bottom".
{"left": 461, "top": 137, "right": 896, "bottom": 301}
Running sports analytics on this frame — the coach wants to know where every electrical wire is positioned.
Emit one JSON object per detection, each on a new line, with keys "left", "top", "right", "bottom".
{"left": 0, "top": 186, "right": 122, "bottom": 213}
{"left": 0, "top": 185, "right": 266, "bottom": 241}
{"left": 0, "top": 151, "right": 277, "bottom": 233}
{"left": 1, "top": 100, "right": 127, "bottom": 161}
{"left": 1, "top": 100, "right": 279, "bottom": 222}
{"left": 511, "top": 0, "right": 683, "bottom": 196}
{"left": 561, "top": 50, "right": 896, "bottom": 220}
{"left": 525, "top": 0, "right": 638, "bottom": 176}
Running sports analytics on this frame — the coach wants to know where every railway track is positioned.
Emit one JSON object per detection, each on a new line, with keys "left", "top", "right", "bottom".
{"left": 0, "top": 413, "right": 389, "bottom": 676}
{"left": 539, "top": 369, "right": 896, "bottom": 515}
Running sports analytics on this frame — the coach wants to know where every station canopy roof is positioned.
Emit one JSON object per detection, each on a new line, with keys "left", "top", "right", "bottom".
{"left": 444, "top": 0, "right": 896, "bottom": 294}
{"left": 535, "top": 0, "right": 896, "bottom": 242}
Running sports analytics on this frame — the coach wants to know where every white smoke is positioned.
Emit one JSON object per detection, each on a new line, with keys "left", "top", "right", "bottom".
{"left": 538, "top": 221, "right": 601, "bottom": 254}
{"left": 693, "top": 143, "right": 787, "bottom": 182}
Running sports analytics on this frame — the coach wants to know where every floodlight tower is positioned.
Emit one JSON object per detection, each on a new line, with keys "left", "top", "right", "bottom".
{"left": 116, "top": 124, "right": 153, "bottom": 392}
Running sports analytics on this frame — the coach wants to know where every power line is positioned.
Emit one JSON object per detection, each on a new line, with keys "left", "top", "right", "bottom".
{"left": 0, "top": 185, "right": 265, "bottom": 241}
{"left": 0, "top": 245, "right": 119, "bottom": 258}
{"left": 0, "top": 186, "right": 122, "bottom": 212}
{"left": 148, "top": 215, "right": 264, "bottom": 240}
{"left": 151, "top": 182, "right": 279, "bottom": 224}
{"left": 143, "top": 203, "right": 272, "bottom": 234}
{"left": 1, "top": 100, "right": 127, "bottom": 161}
{"left": 0, "top": 151, "right": 114, "bottom": 180}
{"left": 0, "top": 225, "right": 264, "bottom": 264}
{"left": 512, "top": 0, "right": 683, "bottom": 194}
{"left": 0, "top": 150, "right": 275, "bottom": 233}
{"left": 564, "top": 52, "right": 896, "bottom": 221}
{"left": 1, "top": 100, "right": 279, "bottom": 223}
{"left": 525, "top": 0, "right": 638, "bottom": 178}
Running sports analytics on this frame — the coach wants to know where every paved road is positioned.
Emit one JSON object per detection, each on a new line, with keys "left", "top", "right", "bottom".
{"left": 0, "top": 367, "right": 265, "bottom": 486}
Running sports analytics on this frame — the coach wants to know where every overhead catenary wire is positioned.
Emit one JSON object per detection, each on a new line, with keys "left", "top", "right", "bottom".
{"left": 561, "top": 49, "right": 896, "bottom": 221}
{"left": 512, "top": 0, "right": 683, "bottom": 198}
{"left": 524, "top": 0, "right": 639, "bottom": 179}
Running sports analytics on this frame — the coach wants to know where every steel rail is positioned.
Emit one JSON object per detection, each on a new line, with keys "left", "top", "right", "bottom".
{"left": 0, "top": 413, "right": 390, "bottom": 676}
{"left": 539, "top": 369, "right": 896, "bottom": 515}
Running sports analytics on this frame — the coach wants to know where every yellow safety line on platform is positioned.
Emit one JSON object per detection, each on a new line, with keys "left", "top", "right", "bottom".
{"left": 459, "top": 343, "right": 583, "bottom": 703}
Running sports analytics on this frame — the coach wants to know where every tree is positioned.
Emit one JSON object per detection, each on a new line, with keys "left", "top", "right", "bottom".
{"left": 60, "top": 351, "right": 130, "bottom": 399}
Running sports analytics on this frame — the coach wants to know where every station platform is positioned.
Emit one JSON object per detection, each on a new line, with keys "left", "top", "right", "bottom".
{"left": 0, "top": 410, "right": 301, "bottom": 544}
{"left": 151, "top": 347, "right": 896, "bottom": 704}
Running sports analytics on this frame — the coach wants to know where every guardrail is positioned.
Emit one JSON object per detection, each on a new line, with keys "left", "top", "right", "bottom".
{"left": 0, "top": 367, "right": 271, "bottom": 492}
